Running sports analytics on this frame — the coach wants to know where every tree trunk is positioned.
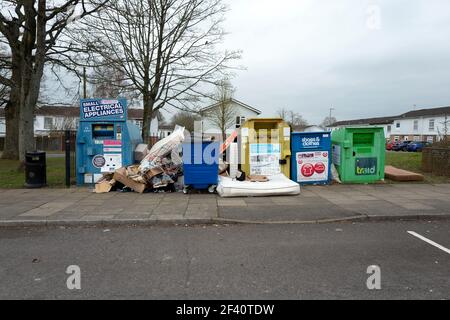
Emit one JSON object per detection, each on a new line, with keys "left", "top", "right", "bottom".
{"left": 2, "top": 99, "right": 19, "bottom": 160}
{"left": 142, "top": 93, "right": 155, "bottom": 143}
{"left": 18, "top": 101, "right": 36, "bottom": 162}
{"left": 2, "top": 53, "right": 22, "bottom": 160}
{"left": 221, "top": 129, "right": 226, "bottom": 143}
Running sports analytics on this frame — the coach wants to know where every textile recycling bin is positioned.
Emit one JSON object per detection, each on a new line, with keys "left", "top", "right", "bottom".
{"left": 76, "top": 98, "right": 142, "bottom": 185}
{"left": 240, "top": 118, "right": 291, "bottom": 177}
{"left": 331, "top": 127, "right": 385, "bottom": 183}
{"left": 291, "top": 132, "right": 331, "bottom": 185}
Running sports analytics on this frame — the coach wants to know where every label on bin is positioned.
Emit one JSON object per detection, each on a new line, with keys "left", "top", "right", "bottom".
{"left": 249, "top": 143, "right": 281, "bottom": 176}
{"left": 355, "top": 157, "right": 377, "bottom": 175}
{"left": 296, "top": 151, "right": 329, "bottom": 182}
{"left": 92, "top": 155, "right": 106, "bottom": 168}
{"left": 332, "top": 145, "right": 341, "bottom": 165}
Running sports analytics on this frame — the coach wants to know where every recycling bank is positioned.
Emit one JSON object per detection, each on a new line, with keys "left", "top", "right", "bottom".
{"left": 76, "top": 98, "right": 142, "bottom": 185}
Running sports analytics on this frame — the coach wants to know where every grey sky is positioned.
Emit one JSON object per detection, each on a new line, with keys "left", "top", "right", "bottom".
{"left": 43, "top": 0, "right": 450, "bottom": 124}
{"left": 222, "top": 0, "right": 450, "bottom": 124}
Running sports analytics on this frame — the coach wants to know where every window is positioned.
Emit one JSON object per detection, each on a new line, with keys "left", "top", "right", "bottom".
{"left": 413, "top": 136, "right": 420, "bottom": 141}
{"left": 44, "top": 117, "right": 53, "bottom": 130}
{"left": 396, "top": 122, "right": 400, "bottom": 128}
{"left": 413, "top": 120, "right": 418, "bottom": 131}
{"left": 235, "top": 116, "right": 246, "bottom": 128}
{"left": 429, "top": 119, "right": 435, "bottom": 131}
{"left": 387, "top": 125, "right": 391, "bottom": 132}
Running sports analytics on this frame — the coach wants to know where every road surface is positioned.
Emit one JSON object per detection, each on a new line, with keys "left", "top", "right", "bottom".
{"left": 0, "top": 220, "right": 448, "bottom": 299}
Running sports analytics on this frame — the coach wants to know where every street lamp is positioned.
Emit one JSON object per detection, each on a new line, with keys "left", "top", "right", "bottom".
{"left": 329, "top": 107, "right": 335, "bottom": 120}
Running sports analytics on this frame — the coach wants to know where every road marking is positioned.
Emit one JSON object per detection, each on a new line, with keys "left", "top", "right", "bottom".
{"left": 407, "top": 231, "right": 450, "bottom": 255}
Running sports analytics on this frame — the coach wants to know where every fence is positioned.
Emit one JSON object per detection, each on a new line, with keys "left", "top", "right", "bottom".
{"left": 34, "top": 131, "right": 77, "bottom": 151}
{"left": 422, "top": 147, "right": 450, "bottom": 177}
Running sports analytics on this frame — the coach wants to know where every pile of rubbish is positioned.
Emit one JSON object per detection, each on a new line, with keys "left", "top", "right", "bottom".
{"left": 95, "top": 126, "right": 185, "bottom": 193}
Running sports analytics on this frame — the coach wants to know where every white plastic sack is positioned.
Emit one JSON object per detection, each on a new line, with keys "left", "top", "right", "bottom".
{"left": 139, "top": 125, "right": 185, "bottom": 173}
{"left": 331, "top": 163, "right": 342, "bottom": 184}
{"left": 217, "top": 174, "right": 300, "bottom": 198}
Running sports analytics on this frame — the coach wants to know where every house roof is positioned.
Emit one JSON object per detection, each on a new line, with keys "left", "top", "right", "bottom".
{"left": 330, "top": 116, "right": 397, "bottom": 127}
{"left": 200, "top": 98, "right": 262, "bottom": 115}
{"left": 398, "top": 106, "right": 450, "bottom": 119}
{"left": 0, "top": 105, "right": 156, "bottom": 120}
{"left": 330, "top": 105, "right": 450, "bottom": 127}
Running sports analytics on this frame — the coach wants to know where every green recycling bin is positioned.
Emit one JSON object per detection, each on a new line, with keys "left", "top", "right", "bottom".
{"left": 331, "top": 127, "right": 385, "bottom": 183}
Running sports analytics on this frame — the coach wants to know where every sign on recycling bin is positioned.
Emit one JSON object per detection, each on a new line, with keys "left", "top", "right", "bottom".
{"left": 295, "top": 151, "right": 329, "bottom": 183}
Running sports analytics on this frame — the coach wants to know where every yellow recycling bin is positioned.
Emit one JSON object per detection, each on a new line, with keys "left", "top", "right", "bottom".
{"left": 240, "top": 118, "right": 291, "bottom": 177}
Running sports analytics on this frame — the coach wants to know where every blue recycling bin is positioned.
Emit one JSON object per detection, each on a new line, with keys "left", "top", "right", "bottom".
{"left": 182, "top": 142, "right": 219, "bottom": 192}
{"left": 291, "top": 132, "right": 331, "bottom": 185}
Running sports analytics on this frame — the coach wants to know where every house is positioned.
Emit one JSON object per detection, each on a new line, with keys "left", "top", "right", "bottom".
{"left": 199, "top": 98, "right": 262, "bottom": 139}
{"left": 0, "top": 105, "right": 160, "bottom": 150}
{"left": 0, "top": 105, "right": 159, "bottom": 137}
{"left": 390, "top": 106, "right": 450, "bottom": 143}
{"left": 328, "top": 106, "right": 450, "bottom": 143}
{"left": 328, "top": 116, "right": 396, "bottom": 139}
{"left": 158, "top": 124, "right": 174, "bottom": 139}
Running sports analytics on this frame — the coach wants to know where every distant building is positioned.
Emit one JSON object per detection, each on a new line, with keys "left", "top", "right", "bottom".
{"left": 328, "top": 106, "right": 450, "bottom": 143}
{"left": 292, "top": 125, "right": 327, "bottom": 132}
{"left": 0, "top": 105, "right": 160, "bottom": 150}
{"left": 328, "top": 116, "right": 395, "bottom": 139}
{"left": 199, "top": 98, "right": 261, "bottom": 139}
{"left": 158, "top": 124, "right": 174, "bottom": 139}
{"left": 0, "top": 105, "right": 159, "bottom": 138}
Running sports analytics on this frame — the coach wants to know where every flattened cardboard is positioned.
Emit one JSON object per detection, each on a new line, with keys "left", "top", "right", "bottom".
{"left": 113, "top": 167, "right": 146, "bottom": 193}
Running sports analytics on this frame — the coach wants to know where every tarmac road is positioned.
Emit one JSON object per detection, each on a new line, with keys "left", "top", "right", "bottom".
{"left": 0, "top": 220, "right": 449, "bottom": 299}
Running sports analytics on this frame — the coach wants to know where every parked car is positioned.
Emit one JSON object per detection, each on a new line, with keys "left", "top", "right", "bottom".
{"left": 386, "top": 141, "right": 399, "bottom": 151}
{"left": 406, "top": 141, "right": 431, "bottom": 152}
{"left": 392, "top": 140, "right": 412, "bottom": 151}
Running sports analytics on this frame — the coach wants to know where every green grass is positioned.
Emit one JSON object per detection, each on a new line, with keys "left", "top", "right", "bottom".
{"left": 385, "top": 151, "right": 450, "bottom": 184}
{"left": 0, "top": 155, "right": 75, "bottom": 188}
{"left": 0, "top": 151, "right": 448, "bottom": 188}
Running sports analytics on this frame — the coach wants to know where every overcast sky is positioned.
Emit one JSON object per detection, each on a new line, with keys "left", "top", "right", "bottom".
{"left": 43, "top": 0, "right": 450, "bottom": 124}
{"left": 221, "top": 0, "right": 450, "bottom": 124}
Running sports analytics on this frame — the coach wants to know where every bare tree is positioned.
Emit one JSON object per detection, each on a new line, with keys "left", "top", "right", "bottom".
{"left": 321, "top": 116, "right": 337, "bottom": 127}
{"left": 90, "top": 59, "right": 129, "bottom": 99}
{"left": 171, "top": 110, "right": 200, "bottom": 133}
{"left": 0, "top": 44, "right": 9, "bottom": 108}
{"left": 277, "top": 108, "right": 308, "bottom": 127}
{"left": 68, "top": 0, "right": 240, "bottom": 142}
{"left": 0, "top": 0, "right": 107, "bottom": 160}
{"left": 437, "top": 114, "right": 449, "bottom": 144}
{"left": 202, "top": 79, "right": 236, "bottom": 141}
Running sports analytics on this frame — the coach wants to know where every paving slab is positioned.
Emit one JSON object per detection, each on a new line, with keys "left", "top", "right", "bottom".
{"left": 0, "top": 184, "right": 449, "bottom": 226}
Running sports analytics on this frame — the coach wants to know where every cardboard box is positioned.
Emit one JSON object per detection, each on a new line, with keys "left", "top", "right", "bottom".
{"left": 94, "top": 179, "right": 116, "bottom": 193}
{"left": 144, "top": 167, "right": 164, "bottom": 180}
{"left": 247, "top": 175, "right": 268, "bottom": 182}
{"left": 113, "top": 167, "right": 146, "bottom": 193}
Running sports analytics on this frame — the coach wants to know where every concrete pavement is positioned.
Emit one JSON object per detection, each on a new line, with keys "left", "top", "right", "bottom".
{"left": 0, "top": 221, "right": 448, "bottom": 299}
{"left": 0, "top": 183, "right": 449, "bottom": 227}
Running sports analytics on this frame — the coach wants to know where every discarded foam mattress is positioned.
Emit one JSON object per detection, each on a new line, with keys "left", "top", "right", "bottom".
{"left": 217, "top": 174, "right": 300, "bottom": 198}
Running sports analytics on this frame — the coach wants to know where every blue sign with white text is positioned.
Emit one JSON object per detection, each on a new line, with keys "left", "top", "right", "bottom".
{"left": 80, "top": 99, "right": 127, "bottom": 121}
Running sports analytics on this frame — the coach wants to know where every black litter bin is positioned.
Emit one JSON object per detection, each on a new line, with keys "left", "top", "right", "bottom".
{"left": 24, "top": 151, "right": 47, "bottom": 188}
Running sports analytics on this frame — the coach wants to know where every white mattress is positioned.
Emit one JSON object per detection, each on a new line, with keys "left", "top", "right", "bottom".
{"left": 217, "top": 174, "right": 300, "bottom": 198}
